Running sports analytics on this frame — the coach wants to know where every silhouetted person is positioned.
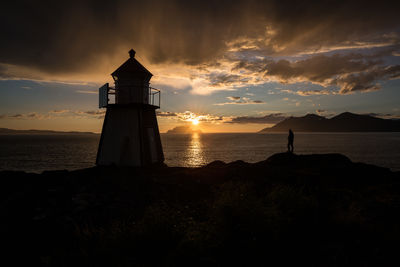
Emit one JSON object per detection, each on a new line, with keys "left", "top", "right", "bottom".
{"left": 287, "top": 129, "right": 294, "bottom": 153}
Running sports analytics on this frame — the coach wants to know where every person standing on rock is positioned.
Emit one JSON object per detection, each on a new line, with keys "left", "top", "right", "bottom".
{"left": 287, "top": 129, "right": 294, "bottom": 153}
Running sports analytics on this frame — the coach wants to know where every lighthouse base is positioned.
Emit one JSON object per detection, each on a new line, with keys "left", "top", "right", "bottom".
{"left": 96, "top": 104, "right": 164, "bottom": 167}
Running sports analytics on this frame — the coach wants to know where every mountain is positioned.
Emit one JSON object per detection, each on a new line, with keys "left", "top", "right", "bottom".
{"left": 166, "top": 126, "right": 202, "bottom": 134}
{"left": 259, "top": 112, "right": 400, "bottom": 133}
{"left": 0, "top": 128, "right": 96, "bottom": 135}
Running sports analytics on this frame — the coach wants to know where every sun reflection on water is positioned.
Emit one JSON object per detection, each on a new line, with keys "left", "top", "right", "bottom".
{"left": 186, "top": 133, "right": 205, "bottom": 167}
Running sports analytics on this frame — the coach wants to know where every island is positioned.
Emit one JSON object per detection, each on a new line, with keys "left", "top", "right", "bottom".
{"left": 1, "top": 152, "right": 399, "bottom": 266}
{"left": 259, "top": 112, "right": 400, "bottom": 132}
{"left": 166, "top": 125, "right": 202, "bottom": 134}
{"left": 0, "top": 127, "right": 96, "bottom": 135}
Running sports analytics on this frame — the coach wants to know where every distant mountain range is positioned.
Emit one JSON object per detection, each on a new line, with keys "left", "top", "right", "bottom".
{"left": 259, "top": 112, "right": 400, "bottom": 133}
{"left": 0, "top": 128, "right": 96, "bottom": 135}
{"left": 166, "top": 126, "right": 202, "bottom": 134}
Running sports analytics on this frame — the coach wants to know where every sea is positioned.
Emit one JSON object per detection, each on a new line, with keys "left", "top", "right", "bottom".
{"left": 0, "top": 132, "right": 399, "bottom": 173}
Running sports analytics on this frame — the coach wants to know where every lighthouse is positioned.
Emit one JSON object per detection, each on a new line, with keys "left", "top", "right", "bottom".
{"left": 96, "top": 49, "right": 164, "bottom": 166}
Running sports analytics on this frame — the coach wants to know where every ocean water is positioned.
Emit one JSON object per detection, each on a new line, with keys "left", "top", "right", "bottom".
{"left": 0, "top": 133, "right": 399, "bottom": 173}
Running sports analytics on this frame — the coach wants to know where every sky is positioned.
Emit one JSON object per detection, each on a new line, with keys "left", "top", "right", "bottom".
{"left": 1, "top": 0, "right": 400, "bottom": 133}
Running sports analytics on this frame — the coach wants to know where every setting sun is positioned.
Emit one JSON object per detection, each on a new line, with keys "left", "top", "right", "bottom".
{"left": 191, "top": 118, "right": 200, "bottom": 125}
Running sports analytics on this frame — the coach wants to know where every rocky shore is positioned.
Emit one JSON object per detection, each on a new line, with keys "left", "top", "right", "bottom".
{"left": 1, "top": 153, "right": 400, "bottom": 266}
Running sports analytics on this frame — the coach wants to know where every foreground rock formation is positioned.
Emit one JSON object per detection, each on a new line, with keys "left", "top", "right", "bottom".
{"left": 1, "top": 153, "right": 399, "bottom": 266}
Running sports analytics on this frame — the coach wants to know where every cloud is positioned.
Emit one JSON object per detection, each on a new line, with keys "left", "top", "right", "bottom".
{"left": 1, "top": 0, "right": 399, "bottom": 84}
{"left": 226, "top": 113, "right": 286, "bottom": 124}
{"left": 73, "top": 110, "right": 106, "bottom": 119}
{"left": 1, "top": 1, "right": 265, "bottom": 78}
{"left": 76, "top": 90, "right": 98, "bottom": 94}
{"left": 50, "top": 110, "right": 70, "bottom": 114}
{"left": 336, "top": 65, "right": 400, "bottom": 94}
{"left": 5, "top": 112, "right": 46, "bottom": 119}
{"left": 0, "top": 110, "right": 106, "bottom": 120}
{"left": 80, "top": 110, "right": 105, "bottom": 116}
{"left": 295, "top": 89, "right": 333, "bottom": 96}
{"left": 10, "top": 114, "right": 23, "bottom": 118}
{"left": 26, "top": 113, "right": 40, "bottom": 118}
{"left": 215, "top": 96, "right": 265, "bottom": 105}
{"left": 157, "top": 110, "right": 225, "bottom": 123}
{"left": 233, "top": 53, "right": 400, "bottom": 94}
{"left": 281, "top": 89, "right": 335, "bottom": 96}
{"left": 176, "top": 111, "right": 223, "bottom": 123}
{"left": 208, "top": 73, "right": 245, "bottom": 87}
{"left": 156, "top": 111, "right": 177, "bottom": 117}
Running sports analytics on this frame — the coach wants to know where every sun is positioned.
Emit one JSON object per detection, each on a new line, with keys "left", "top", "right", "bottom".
{"left": 191, "top": 118, "right": 200, "bottom": 125}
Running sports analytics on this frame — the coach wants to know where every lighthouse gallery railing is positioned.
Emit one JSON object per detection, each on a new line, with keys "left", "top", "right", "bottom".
{"left": 99, "top": 83, "right": 160, "bottom": 108}
{"left": 149, "top": 87, "right": 160, "bottom": 108}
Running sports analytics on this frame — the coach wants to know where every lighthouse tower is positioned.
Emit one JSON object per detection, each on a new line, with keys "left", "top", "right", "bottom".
{"left": 96, "top": 49, "right": 164, "bottom": 166}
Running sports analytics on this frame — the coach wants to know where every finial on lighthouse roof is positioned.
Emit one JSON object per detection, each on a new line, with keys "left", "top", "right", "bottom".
{"left": 129, "top": 49, "right": 136, "bottom": 58}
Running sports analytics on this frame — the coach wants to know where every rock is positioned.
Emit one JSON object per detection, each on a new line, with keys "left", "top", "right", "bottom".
{"left": 1, "top": 153, "right": 399, "bottom": 266}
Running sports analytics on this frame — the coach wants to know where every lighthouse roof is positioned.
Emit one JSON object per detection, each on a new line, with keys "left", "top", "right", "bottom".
{"left": 111, "top": 49, "right": 153, "bottom": 78}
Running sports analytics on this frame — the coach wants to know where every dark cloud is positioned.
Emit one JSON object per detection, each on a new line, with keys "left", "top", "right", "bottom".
{"left": 0, "top": 0, "right": 261, "bottom": 74}
{"left": 0, "top": 110, "right": 108, "bottom": 120}
{"left": 156, "top": 111, "right": 177, "bottom": 117}
{"left": 26, "top": 113, "right": 38, "bottom": 118}
{"left": 50, "top": 110, "right": 70, "bottom": 114}
{"left": 82, "top": 110, "right": 105, "bottom": 116}
{"left": 336, "top": 65, "right": 400, "bottom": 93}
{"left": 208, "top": 73, "right": 246, "bottom": 87}
{"left": 10, "top": 114, "right": 23, "bottom": 118}
{"left": 281, "top": 89, "right": 334, "bottom": 96}
{"left": 1, "top": 0, "right": 399, "bottom": 78}
{"left": 5, "top": 113, "right": 44, "bottom": 119}
{"left": 73, "top": 110, "right": 105, "bottom": 119}
{"left": 215, "top": 97, "right": 265, "bottom": 105}
{"left": 233, "top": 53, "right": 400, "bottom": 94}
{"left": 227, "top": 113, "right": 286, "bottom": 124}
{"left": 267, "top": 54, "right": 377, "bottom": 83}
